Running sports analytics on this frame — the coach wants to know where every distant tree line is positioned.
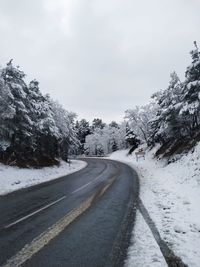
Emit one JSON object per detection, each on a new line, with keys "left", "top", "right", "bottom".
{"left": 2, "top": 42, "right": 198, "bottom": 165}
{"left": 75, "top": 118, "right": 140, "bottom": 156}
{"left": 0, "top": 60, "right": 139, "bottom": 166}
{"left": 126, "top": 42, "right": 200, "bottom": 158}
{"left": 0, "top": 61, "right": 78, "bottom": 167}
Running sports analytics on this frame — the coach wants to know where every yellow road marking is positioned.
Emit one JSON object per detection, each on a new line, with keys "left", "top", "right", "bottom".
{"left": 2, "top": 175, "right": 117, "bottom": 267}
{"left": 2, "top": 194, "right": 94, "bottom": 267}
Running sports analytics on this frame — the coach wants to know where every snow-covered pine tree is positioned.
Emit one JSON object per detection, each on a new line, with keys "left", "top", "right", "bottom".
{"left": 180, "top": 41, "right": 200, "bottom": 137}
{"left": 150, "top": 71, "right": 183, "bottom": 145}
{"left": 0, "top": 69, "right": 16, "bottom": 153}
{"left": 0, "top": 61, "right": 36, "bottom": 165}
{"left": 75, "top": 119, "right": 91, "bottom": 154}
{"left": 125, "top": 103, "right": 157, "bottom": 146}
{"left": 27, "top": 84, "right": 61, "bottom": 165}
{"left": 0, "top": 61, "right": 78, "bottom": 167}
{"left": 125, "top": 123, "right": 140, "bottom": 154}
{"left": 50, "top": 99, "right": 78, "bottom": 159}
{"left": 84, "top": 122, "right": 127, "bottom": 156}
{"left": 91, "top": 118, "right": 106, "bottom": 131}
{"left": 109, "top": 121, "right": 119, "bottom": 128}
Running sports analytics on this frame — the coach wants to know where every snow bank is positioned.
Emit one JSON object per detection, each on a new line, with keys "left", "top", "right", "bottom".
{"left": 0, "top": 160, "right": 87, "bottom": 196}
{"left": 125, "top": 212, "right": 167, "bottom": 267}
{"left": 109, "top": 144, "right": 200, "bottom": 267}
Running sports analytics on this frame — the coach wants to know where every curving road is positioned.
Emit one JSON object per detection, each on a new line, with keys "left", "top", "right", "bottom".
{"left": 0, "top": 158, "right": 139, "bottom": 267}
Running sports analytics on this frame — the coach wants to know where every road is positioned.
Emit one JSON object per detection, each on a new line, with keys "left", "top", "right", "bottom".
{"left": 0, "top": 158, "right": 139, "bottom": 267}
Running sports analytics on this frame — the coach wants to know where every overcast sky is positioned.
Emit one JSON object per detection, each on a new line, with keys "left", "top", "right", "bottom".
{"left": 0, "top": 0, "right": 200, "bottom": 122}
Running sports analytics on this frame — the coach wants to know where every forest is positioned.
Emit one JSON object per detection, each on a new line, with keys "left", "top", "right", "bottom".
{"left": 0, "top": 61, "right": 78, "bottom": 167}
{"left": 0, "top": 42, "right": 200, "bottom": 166}
{"left": 126, "top": 42, "right": 200, "bottom": 158}
{"left": 82, "top": 42, "right": 200, "bottom": 159}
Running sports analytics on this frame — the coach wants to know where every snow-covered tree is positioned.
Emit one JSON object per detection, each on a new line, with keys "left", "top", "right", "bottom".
{"left": 109, "top": 121, "right": 119, "bottom": 128}
{"left": 91, "top": 118, "right": 106, "bottom": 130}
{"left": 0, "top": 61, "right": 78, "bottom": 167}
{"left": 84, "top": 122, "right": 127, "bottom": 156}
{"left": 150, "top": 71, "right": 183, "bottom": 145}
{"left": 0, "top": 61, "right": 36, "bottom": 164}
{"left": 125, "top": 103, "right": 157, "bottom": 146}
{"left": 75, "top": 119, "right": 91, "bottom": 154}
{"left": 125, "top": 42, "right": 200, "bottom": 157}
{"left": 180, "top": 41, "right": 200, "bottom": 136}
{"left": 0, "top": 70, "right": 15, "bottom": 151}
{"left": 125, "top": 123, "right": 140, "bottom": 154}
{"left": 50, "top": 100, "right": 78, "bottom": 158}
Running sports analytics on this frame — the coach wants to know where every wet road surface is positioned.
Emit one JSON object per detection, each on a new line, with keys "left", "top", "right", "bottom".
{"left": 0, "top": 158, "right": 139, "bottom": 267}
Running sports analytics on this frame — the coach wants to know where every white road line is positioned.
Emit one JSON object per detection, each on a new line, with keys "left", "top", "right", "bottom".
{"left": 2, "top": 177, "right": 115, "bottom": 267}
{"left": 4, "top": 170, "right": 107, "bottom": 229}
{"left": 72, "top": 172, "right": 105, "bottom": 194}
{"left": 71, "top": 180, "right": 93, "bottom": 193}
{"left": 2, "top": 194, "right": 95, "bottom": 267}
{"left": 4, "top": 196, "right": 66, "bottom": 229}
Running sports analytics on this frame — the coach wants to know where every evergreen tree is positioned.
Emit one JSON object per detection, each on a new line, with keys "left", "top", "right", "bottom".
{"left": 91, "top": 118, "right": 106, "bottom": 131}
{"left": 150, "top": 71, "right": 183, "bottom": 145}
{"left": 75, "top": 119, "right": 91, "bottom": 154}
{"left": 0, "top": 61, "right": 35, "bottom": 164}
{"left": 84, "top": 123, "right": 127, "bottom": 156}
{"left": 125, "top": 103, "right": 157, "bottom": 146}
{"left": 0, "top": 61, "right": 78, "bottom": 167}
{"left": 109, "top": 121, "right": 119, "bottom": 128}
{"left": 125, "top": 124, "right": 140, "bottom": 154}
{"left": 180, "top": 41, "right": 200, "bottom": 136}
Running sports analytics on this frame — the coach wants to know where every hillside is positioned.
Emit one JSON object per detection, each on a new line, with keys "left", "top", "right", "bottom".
{"left": 109, "top": 144, "right": 200, "bottom": 267}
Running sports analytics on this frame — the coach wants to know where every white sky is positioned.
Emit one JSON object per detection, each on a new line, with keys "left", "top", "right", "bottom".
{"left": 0, "top": 0, "right": 200, "bottom": 122}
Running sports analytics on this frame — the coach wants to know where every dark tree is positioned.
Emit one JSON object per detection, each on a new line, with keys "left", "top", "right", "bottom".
{"left": 91, "top": 118, "right": 106, "bottom": 131}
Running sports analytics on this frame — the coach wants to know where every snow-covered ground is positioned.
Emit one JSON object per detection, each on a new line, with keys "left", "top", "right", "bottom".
{"left": 109, "top": 144, "right": 200, "bottom": 267}
{"left": 0, "top": 160, "right": 87, "bottom": 196}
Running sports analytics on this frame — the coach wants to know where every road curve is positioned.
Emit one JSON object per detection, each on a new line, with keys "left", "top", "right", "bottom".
{"left": 0, "top": 158, "right": 139, "bottom": 267}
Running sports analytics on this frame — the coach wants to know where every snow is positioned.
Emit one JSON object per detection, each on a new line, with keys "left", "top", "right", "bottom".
{"left": 84, "top": 122, "right": 127, "bottom": 156}
{"left": 125, "top": 212, "right": 168, "bottom": 267}
{"left": 109, "top": 144, "right": 200, "bottom": 267}
{"left": 0, "top": 160, "right": 87, "bottom": 196}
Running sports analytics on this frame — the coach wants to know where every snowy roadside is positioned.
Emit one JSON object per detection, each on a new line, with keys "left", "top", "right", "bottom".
{"left": 0, "top": 160, "right": 87, "bottom": 196}
{"left": 109, "top": 145, "right": 200, "bottom": 267}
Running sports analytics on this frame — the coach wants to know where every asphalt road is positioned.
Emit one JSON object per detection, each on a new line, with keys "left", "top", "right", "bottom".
{"left": 0, "top": 158, "right": 139, "bottom": 267}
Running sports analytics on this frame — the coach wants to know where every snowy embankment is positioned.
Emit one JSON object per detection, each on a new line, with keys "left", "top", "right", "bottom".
{"left": 0, "top": 160, "right": 87, "bottom": 196}
{"left": 109, "top": 144, "right": 200, "bottom": 267}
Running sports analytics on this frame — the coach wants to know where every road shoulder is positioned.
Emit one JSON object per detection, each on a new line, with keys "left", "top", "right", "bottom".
{"left": 0, "top": 160, "right": 87, "bottom": 196}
